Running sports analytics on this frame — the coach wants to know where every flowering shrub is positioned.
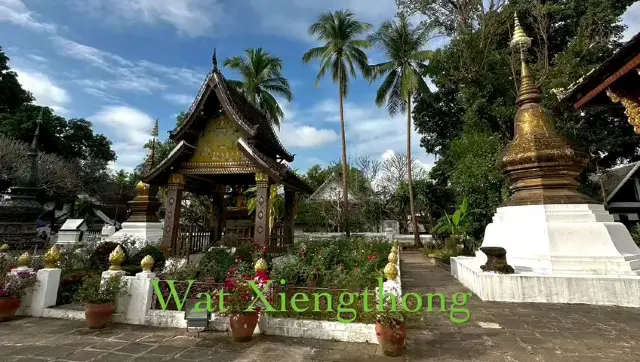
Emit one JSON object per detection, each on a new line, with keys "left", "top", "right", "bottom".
{"left": 219, "top": 261, "right": 272, "bottom": 316}
{"left": 0, "top": 270, "right": 38, "bottom": 298}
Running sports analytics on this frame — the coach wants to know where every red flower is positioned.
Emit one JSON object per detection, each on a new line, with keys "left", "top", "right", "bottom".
{"left": 8, "top": 265, "right": 15, "bottom": 270}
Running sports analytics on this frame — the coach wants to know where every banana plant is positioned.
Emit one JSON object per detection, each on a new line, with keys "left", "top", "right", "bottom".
{"left": 433, "top": 196, "right": 471, "bottom": 249}
{"left": 246, "top": 185, "right": 284, "bottom": 233}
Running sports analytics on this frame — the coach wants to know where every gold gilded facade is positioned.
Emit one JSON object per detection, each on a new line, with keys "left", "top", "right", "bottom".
{"left": 500, "top": 15, "right": 595, "bottom": 206}
{"left": 606, "top": 89, "right": 640, "bottom": 134}
{"left": 189, "top": 115, "right": 248, "bottom": 164}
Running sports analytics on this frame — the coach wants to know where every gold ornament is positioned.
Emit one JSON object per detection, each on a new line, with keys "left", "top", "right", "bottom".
{"left": 168, "top": 173, "right": 185, "bottom": 186}
{"left": 511, "top": 13, "right": 531, "bottom": 49}
{"left": 109, "top": 245, "right": 125, "bottom": 271}
{"left": 606, "top": 89, "right": 640, "bottom": 134}
{"left": 141, "top": 255, "right": 155, "bottom": 272}
{"left": 255, "top": 258, "right": 268, "bottom": 273}
{"left": 384, "top": 262, "right": 398, "bottom": 281}
{"left": 17, "top": 252, "right": 32, "bottom": 268}
{"left": 43, "top": 245, "right": 61, "bottom": 269}
{"left": 388, "top": 251, "right": 398, "bottom": 264}
{"left": 0, "top": 243, "right": 8, "bottom": 253}
{"left": 135, "top": 181, "right": 150, "bottom": 197}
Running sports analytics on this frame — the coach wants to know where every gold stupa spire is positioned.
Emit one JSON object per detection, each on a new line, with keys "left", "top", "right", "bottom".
{"left": 126, "top": 122, "right": 162, "bottom": 223}
{"left": 498, "top": 13, "right": 595, "bottom": 206}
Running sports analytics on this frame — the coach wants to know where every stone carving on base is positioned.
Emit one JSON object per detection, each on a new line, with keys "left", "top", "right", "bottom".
{"left": 480, "top": 247, "right": 514, "bottom": 274}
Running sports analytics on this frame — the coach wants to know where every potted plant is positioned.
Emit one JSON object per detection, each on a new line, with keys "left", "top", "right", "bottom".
{"left": 220, "top": 259, "right": 271, "bottom": 342}
{"left": 74, "top": 275, "right": 128, "bottom": 329}
{"left": 375, "top": 294, "right": 407, "bottom": 357}
{"left": 0, "top": 269, "right": 37, "bottom": 322}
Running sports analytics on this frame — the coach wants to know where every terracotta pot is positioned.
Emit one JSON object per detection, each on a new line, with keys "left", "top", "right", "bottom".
{"left": 229, "top": 312, "right": 259, "bottom": 342}
{"left": 375, "top": 321, "right": 406, "bottom": 357}
{"left": 0, "top": 297, "right": 21, "bottom": 322}
{"left": 85, "top": 303, "right": 115, "bottom": 329}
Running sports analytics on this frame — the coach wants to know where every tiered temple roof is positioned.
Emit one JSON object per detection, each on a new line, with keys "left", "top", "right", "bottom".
{"left": 142, "top": 52, "right": 313, "bottom": 194}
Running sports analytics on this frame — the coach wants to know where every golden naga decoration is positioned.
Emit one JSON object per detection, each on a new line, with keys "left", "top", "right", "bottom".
{"left": 43, "top": 245, "right": 62, "bottom": 269}
{"left": 0, "top": 243, "right": 8, "bottom": 253}
{"left": 141, "top": 255, "right": 155, "bottom": 272}
{"left": 255, "top": 258, "right": 268, "bottom": 273}
{"left": 109, "top": 245, "right": 125, "bottom": 271}
{"left": 388, "top": 251, "right": 398, "bottom": 264}
{"left": 17, "top": 252, "right": 32, "bottom": 268}
{"left": 498, "top": 13, "right": 594, "bottom": 206}
{"left": 606, "top": 89, "right": 640, "bottom": 134}
{"left": 384, "top": 262, "right": 398, "bottom": 281}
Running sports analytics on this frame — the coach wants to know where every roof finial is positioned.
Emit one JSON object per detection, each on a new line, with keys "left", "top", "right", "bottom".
{"left": 510, "top": 13, "right": 540, "bottom": 107}
{"left": 212, "top": 48, "right": 218, "bottom": 71}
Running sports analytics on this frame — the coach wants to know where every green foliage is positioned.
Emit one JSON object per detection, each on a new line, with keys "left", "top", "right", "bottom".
{"left": 74, "top": 275, "right": 128, "bottom": 305}
{"left": 224, "top": 48, "right": 293, "bottom": 127}
{"left": 129, "top": 245, "right": 166, "bottom": 272}
{"left": 89, "top": 242, "right": 129, "bottom": 272}
{"left": 197, "top": 248, "right": 235, "bottom": 282}
{"left": 0, "top": 46, "right": 33, "bottom": 113}
{"left": 631, "top": 225, "right": 640, "bottom": 247}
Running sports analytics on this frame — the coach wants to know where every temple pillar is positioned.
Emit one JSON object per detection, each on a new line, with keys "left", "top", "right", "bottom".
{"left": 162, "top": 173, "right": 185, "bottom": 257}
{"left": 254, "top": 172, "right": 271, "bottom": 248}
{"left": 211, "top": 185, "right": 226, "bottom": 243}
{"left": 284, "top": 188, "right": 295, "bottom": 246}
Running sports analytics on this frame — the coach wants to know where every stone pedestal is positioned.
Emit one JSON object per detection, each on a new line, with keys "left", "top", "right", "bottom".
{"left": 106, "top": 222, "right": 163, "bottom": 244}
{"left": 29, "top": 268, "right": 62, "bottom": 316}
{"left": 125, "top": 271, "right": 157, "bottom": 324}
{"left": 451, "top": 203, "right": 640, "bottom": 307}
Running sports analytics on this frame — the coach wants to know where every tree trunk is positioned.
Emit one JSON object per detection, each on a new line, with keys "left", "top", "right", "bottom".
{"left": 339, "top": 88, "right": 351, "bottom": 239}
{"left": 407, "top": 96, "right": 420, "bottom": 248}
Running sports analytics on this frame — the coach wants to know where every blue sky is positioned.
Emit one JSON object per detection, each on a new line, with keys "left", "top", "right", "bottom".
{"left": 1, "top": 0, "right": 639, "bottom": 174}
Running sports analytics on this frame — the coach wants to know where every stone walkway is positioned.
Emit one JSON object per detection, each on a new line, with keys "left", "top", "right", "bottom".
{"left": 2, "top": 251, "right": 640, "bottom": 361}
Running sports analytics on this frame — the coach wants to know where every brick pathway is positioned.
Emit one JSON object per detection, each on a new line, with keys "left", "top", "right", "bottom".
{"left": 2, "top": 251, "right": 640, "bottom": 361}
{"left": 400, "top": 250, "right": 640, "bottom": 361}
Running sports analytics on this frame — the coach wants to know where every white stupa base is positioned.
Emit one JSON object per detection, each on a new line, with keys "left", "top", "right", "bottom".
{"left": 106, "top": 222, "right": 163, "bottom": 244}
{"left": 451, "top": 204, "right": 640, "bottom": 307}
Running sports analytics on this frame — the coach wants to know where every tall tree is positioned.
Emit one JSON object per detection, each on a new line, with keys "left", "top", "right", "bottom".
{"left": 368, "top": 14, "right": 433, "bottom": 246}
{"left": 302, "top": 9, "right": 373, "bottom": 238}
{"left": 0, "top": 46, "right": 33, "bottom": 114}
{"left": 224, "top": 48, "right": 293, "bottom": 128}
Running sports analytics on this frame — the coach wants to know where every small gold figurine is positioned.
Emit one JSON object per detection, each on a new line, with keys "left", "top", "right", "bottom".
{"left": 388, "top": 251, "right": 398, "bottom": 264}
{"left": 108, "top": 245, "right": 125, "bottom": 271}
{"left": 17, "top": 252, "right": 32, "bottom": 268}
{"left": 255, "top": 258, "right": 268, "bottom": 273}
{"left": 140, "top": 255, "right": 155, "bottom": 272}
{"left": 43, "top": 245, "right": 62, "bottom": 269}
{"left": 384, "top": 262, "right": 398, "bottom": 281}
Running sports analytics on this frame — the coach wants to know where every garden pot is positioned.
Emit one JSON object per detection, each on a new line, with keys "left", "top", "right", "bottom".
{"left": 85, "top": 303, "right": 115, "bottom": 329}
{"left": 375, "top": 321, "right": 407, "bottom": 357}
{"left": 0, "top": 297, "right": 21, "bottom": 322}
{"left": 229, "top": 312, "right": 259, "bottom": 342}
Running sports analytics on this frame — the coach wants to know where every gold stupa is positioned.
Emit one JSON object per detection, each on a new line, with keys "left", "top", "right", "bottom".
{"left": 126, "top": 120, "right": 162, "bottom": 222}
{"left": 499, "top": 14, "right": 595, "bottom": 206}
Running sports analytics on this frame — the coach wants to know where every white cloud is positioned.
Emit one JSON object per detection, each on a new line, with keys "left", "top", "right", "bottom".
{"left": 622, "top": 2, "right": 640, "bottom": 41}
{"left": 276, "top": 99, "right": 339, "bottom": 149}
{"left": 0, "top": 0, "right": 56, "bottom": 33}
{"left": 91, "top": 106, "right": 155, "bottom": 170}
{"left": 163, "top": 94, "right": 193, "bottom": 106}
{"left": 66, "top": 0, "right": 229, "bottom": 38}
{"left": 14, "top": 68, "right": 71, "bottom": 114}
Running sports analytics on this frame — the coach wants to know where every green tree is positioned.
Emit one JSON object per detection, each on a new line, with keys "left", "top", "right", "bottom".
{"left": 302, "top": 9, "right": 373, "bottom": 238}
{"left": 0, "top": 46, "right": 33, "bottom": 114}
{"left": 368, "top": 13, "right": 433, "bottom": 247}
{"left": 224, "top": 48, "right": 293, "bottom": 128}
{"left": 403, "top": 0, "right": 638, "bottom": 241}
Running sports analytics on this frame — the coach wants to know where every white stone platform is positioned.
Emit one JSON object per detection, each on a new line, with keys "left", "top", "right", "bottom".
{"left": 106, "top": 221, "right": 163, "bottom": 244}
{"left": 451, "top": 203, "right": 640, "bottom": 307}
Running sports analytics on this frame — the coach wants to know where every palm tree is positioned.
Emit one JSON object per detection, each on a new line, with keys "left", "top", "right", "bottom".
{"left": 368, "top": 14, "right": 433, "bottom": 247}
{"left": 302, "top": 9, "right": 373, "bottom": 238}
{"left": 224, "top": 48, "right": 293, "bottom": 128}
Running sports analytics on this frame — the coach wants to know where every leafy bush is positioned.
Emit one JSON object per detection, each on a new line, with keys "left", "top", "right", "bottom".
{"left": 129, "top": 245, "right": 166, "bottom": 272}
{"left": 89, "top": 242, "right": 129, "bottom": 271}
{"left": 74, "top": 275, "right": 128, "bottom": 305}
{"left": 197, "top": 248, "right": 235, "bottom": 282}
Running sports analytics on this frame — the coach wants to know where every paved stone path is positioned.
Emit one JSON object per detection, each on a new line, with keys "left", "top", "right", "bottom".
{"left": 2, "top": 250, "right": 640, "bottom": 361}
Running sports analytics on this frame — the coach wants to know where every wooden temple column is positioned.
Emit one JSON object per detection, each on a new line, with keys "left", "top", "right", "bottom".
{"left": 162, "top": 173, "right": 185, "bottom": 256}
{"left": 254, "top": 172, "right": 271, "bottom": 248}
{"left": 283, "top": 188, "right": 296, "bottom": 246}
{"left": 211, "top": 184, "right": 226, "bottom": 243}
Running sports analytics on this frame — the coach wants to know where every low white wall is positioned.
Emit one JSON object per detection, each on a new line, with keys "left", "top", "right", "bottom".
{"left": 295, "top": 231, "right": 433, "bottom": 246}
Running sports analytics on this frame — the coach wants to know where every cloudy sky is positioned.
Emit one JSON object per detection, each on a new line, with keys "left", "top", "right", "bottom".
{"left": 1, "top": 0, "right": 639, "bottom": 173}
